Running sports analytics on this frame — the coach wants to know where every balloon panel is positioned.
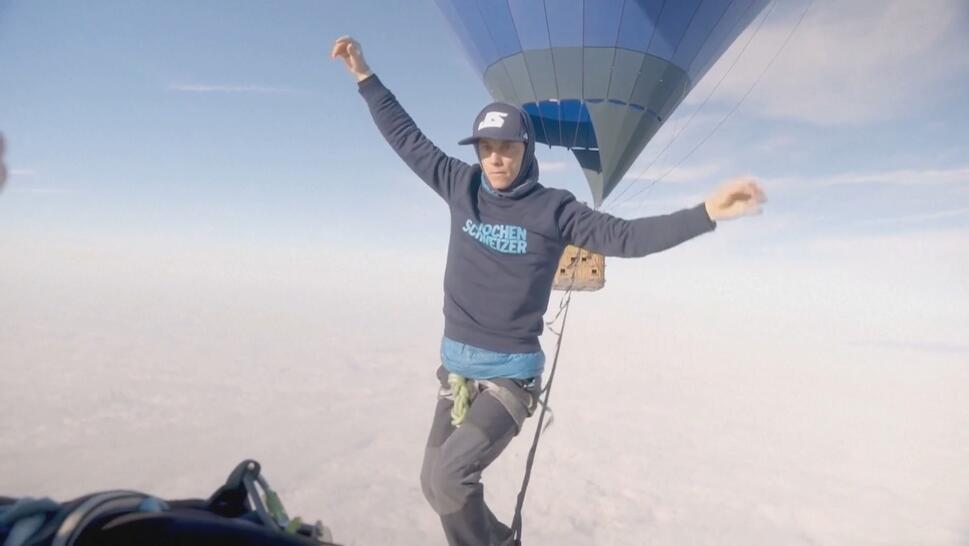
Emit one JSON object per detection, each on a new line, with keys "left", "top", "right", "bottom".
{"left": 436, "top": 0, "right": 769, "bottom": 206}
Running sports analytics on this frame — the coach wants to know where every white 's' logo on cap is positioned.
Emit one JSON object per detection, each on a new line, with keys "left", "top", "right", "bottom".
{"left": 478, "top": 112, "right": 508, "bottom": 131}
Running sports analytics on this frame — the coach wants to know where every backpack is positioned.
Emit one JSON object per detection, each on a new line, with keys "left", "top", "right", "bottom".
{"left": 0, "top": 460, "right": 338, "bottom": 546}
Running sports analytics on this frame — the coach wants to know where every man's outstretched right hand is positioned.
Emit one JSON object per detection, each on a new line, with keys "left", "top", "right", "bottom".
{"left": 331, "top": 36, "right": 373, "bottom": 82}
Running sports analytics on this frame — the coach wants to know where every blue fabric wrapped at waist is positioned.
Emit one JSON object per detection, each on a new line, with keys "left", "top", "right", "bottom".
{"left": 441, "top": 336, "right": 544, "bottom": 380}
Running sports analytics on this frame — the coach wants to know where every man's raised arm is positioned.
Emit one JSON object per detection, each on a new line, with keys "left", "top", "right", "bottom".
{"left": 557, "top": 177, "right": 767, "bottom": 257}
{"left": 331, "top": 36, "right": 470, "bottom": 202}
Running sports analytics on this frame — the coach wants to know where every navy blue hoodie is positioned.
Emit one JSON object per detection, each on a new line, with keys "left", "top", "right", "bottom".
{"left": 359, "top": 75, "right": 716, "bottom": 354}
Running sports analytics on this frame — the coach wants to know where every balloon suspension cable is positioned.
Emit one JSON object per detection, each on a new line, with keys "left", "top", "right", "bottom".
{"left": 603, "top": 0, "right": 814, "bottom": 214}
{"left": 511, "top": 259, "right": 577, "bottom": 544}
{"left": 602, "top": 0, "right": 777, "bottom": 212}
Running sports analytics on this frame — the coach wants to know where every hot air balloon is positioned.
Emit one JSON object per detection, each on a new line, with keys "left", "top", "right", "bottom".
{"left": 435, "top": 0, "right": 769, "bottom": 208}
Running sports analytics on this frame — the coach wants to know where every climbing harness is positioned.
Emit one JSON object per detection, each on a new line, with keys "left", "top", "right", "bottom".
{"left": 443, "top": 374, "right": 538, "bottom": 430}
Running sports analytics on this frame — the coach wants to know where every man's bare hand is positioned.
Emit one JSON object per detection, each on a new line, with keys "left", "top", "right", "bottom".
{"left": 331, "top": 36, "right": 373, "bottom": 82}
{"left": 704, "top": 177, "right": 767, "bottom": 222}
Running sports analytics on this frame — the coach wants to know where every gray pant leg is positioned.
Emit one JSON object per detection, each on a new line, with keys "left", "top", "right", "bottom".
{"left": 420, "top": 396, "right": 455, "bottom": 511}
{"left": 420, "top": 368, "right": 535, "bottom": 546}
{"left": 435, "top": 393, "right": 517, "bottom": 546}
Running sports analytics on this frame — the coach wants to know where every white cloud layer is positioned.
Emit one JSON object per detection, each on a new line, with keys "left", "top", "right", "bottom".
{"left": 537, "top": 160, "right": 571, "bottom": 173}
{"left": 694, "top": 0, "right": 969, "bottom": 124}
{"left": 857, "top": 207, "right": 969, "bottom": 226}
{"left": 168, "top": 84, "right": 304, "bottom": 95}
{"left": 771, "top": 165, "right": 969, "bottom": 189}
{"left": 1, "top": 231, "right": 966, "bottom": 545}
{"left": 7, "top": 188, "right": 73, "bottom": 194}
{"left": 628, "top": 162, "right": 724, "bottom": 184}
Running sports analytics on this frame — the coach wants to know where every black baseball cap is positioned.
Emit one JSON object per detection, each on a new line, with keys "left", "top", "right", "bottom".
{"left": 458, "top": 102, "right": 530, "bottom": 145}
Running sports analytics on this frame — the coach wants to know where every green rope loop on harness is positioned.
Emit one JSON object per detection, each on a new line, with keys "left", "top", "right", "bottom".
{"left": 284, "top": 517, "right": 304, "bottom": 535}
{"left": 448, "top": 373, "right": 472, "bottom": 426}
{"left": 264, "top": 489, "right": 305, "bottom": 535}
{"left": 264, "top": 490, "right": 290, "bottom": 528}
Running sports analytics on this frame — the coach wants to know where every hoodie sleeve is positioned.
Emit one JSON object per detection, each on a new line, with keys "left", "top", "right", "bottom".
{"left": 556, "top": 193, "right": 717, "bottom": 258}
{"left": 358, "top": 75, "right": 471, "bottom": 202}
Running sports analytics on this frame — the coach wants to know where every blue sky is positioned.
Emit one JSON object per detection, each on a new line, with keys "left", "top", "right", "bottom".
{"left": 1, "top": 0, "right": 967, "bottom": 251}
{"left": 1, "top": 0, "right": 967, "bottom": 343}
{"left": 0, "top": 0, "right": 496, "bottom": 249}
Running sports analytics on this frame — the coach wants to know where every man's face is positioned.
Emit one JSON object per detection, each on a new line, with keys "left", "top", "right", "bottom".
{"left": 477, "top": 138, "right": 525, "bottom": 190}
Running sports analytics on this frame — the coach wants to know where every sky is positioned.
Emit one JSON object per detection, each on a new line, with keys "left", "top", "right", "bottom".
{"left": 1, "top": 1, "right": 968, "bottom": 544}
{"left": 1, "top": 0, "right": 966, "bottom": 249}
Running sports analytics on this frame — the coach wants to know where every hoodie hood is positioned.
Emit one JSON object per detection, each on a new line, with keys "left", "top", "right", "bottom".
{"left": 459, "top": 102, "right": 539, "bottom": 198}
